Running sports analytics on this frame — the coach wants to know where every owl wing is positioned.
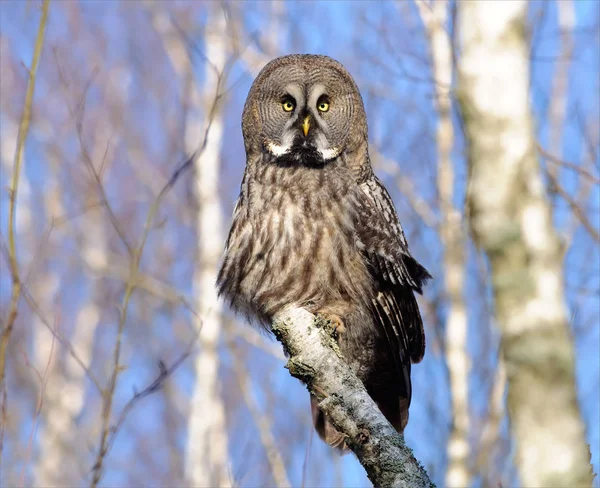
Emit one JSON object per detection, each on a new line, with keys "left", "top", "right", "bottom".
{"left": 356, "top": 174, "right": 431, "bottom": 403}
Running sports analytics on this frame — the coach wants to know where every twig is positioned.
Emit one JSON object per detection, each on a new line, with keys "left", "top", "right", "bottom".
{"left": 545, "top": 167, "right": 600, "bottom": 242}
{"left": 300, "top": 425, "right": 313, "bottom": 488}
{"left": 227, "top": 334, "right": 291, "bottom": 488}
{"left": 75, "top": 92, "right": 133, "bottom": 257}
{"left": 537, "top": 143, "right": 600, "bottom": 185}
{"left": 476, "top": 356, "right": 506, "bottom": 474}
{"left": 272, "top": 308, "right": 434, "bottom": 487}
{"left": 0, "top": 384, "right": 6, "bottom": 481}
{"left": 101, "top": 339, "right": 196, "bottom": 461}
{"left": 82, "top": 253, "right": 284, "bottom": 361}
{"left": 0, "top": 0, "right": 50, "bottom": 389}
{"left": 371, "top": 150, "right": 438, "bottom": 229}
{"left": 544, "top": 0, "right": 574, "bottom": 203}
{"left": 89, "top": 77, "right": 223, "bottom": 487}
{"left": 20, "top": 287, "right": 103, "bottom": 394}
{"left": 89, "top": 152, "right": 194, "bottom": 487}
{"left": 20, "top": 306, "right": 58, "bottom": 488}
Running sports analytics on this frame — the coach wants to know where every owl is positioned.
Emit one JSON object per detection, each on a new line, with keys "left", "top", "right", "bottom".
{"left": 217, "top": 54, "right": 430, "bottom": 449}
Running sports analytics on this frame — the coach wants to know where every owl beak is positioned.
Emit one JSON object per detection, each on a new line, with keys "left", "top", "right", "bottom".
{"left": 302, "top": 116, "right": 311, "bottom": 137}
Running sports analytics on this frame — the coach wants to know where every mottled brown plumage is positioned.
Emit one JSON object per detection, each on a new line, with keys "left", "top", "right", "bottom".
{"left": 217, "top": 54, "right": 430, "bottom": 448}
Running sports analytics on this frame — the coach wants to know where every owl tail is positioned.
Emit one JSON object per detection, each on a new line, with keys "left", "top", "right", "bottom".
{"left": 310, "top": 394, "right": 409, "bottom": 452}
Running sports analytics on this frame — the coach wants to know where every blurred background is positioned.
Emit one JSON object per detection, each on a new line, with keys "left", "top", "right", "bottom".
{"left": 0, "top": 1, "right": 598, "bottom": 487}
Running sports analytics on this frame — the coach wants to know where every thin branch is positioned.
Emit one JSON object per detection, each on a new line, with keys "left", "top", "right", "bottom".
{"left": 101, "top": 339, "right": 196, "bottom": 462}
{"left": 272, "top": 308, "right": 434, "bottom": 488}
{"left": 476, "top": 356, "right": 507, "bottom": 475}
{"left": 545, "top": 0, "right": 574, "bottom": 203}
{"left": 0, "top": 0, "right": 50, "bottom": 389}
{"left": 232, "top": 324, "right": 285, "bottom": 361}
{"left": 85, "top": 254, "right": 284, "bottom": 360}
{"left": 90, "top": 74, "right": 223, "bottom": 487}
{"left": 75, "top": 96, "right": 134, "bottom": 257}
{"left": 20, "top": 308, "right": 58, "bottom": 488}
{"left": 537, "top": 143, "right": 600, "bottom": 185}
{"left": 545, "top": 167, "right": 600, "bottom": 242}
{"left": 20, "top": 287, "right": 103, "bottom": 395}
{"left": 227, "top": 333, "right": 291, "bottom": 488}
{"left": 371, "top": 150, "right": 438, "bottom": 229}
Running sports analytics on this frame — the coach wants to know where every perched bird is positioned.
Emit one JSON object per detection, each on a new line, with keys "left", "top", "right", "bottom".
{"left": 217, "top": 54, "right": 430, "bottom": 449}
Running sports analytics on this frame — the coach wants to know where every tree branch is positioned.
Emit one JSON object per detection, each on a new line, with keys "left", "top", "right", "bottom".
{"left": 0, "top": 0, "right": 50, "bottom": 390}
{"left": 272, "top": 308, "right": 434, "bottom": 488}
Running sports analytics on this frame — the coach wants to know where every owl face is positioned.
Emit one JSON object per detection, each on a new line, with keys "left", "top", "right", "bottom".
{"left": 242, "top": 55, "right": 367, "bottom": 165}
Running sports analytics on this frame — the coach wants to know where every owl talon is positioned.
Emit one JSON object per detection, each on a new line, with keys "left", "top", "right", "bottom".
{"left": 318, "top": 313, "right": 346, "bottom": 338}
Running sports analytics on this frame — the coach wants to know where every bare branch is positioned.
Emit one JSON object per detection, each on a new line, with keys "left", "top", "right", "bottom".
{"left": 272, "top": 308, "right": 434, "bottom": 488}
{"left": 20, "top": 287, "right": 103, "bottom": 395}
{"left": 545, "top": 0, "right": 575, "bottom": 202}
{"left": 371, "top": 150, "right": 438, "bottom": 229}
{"left": 545, "top": 167, "right": 600, "bottom": 243}
{"left": 537, "top": 143, "right": 600, "bottom": 185}
{"left": 0, "top": 0, "right": 50, "bottom": 390}
{"left": 101, "top": 340, "right": 196, "bottom": 463}
{"left": 89, "top": 147, "right": 201, "bottom": 488}
{"left": 228, "top": 333, "right": 291, "bottom": 488}
{"left": 476, "top": 356, "right": 506, "bottom": 476}
{"left": 89, "top": 74, "right": 220, "bottom": 484}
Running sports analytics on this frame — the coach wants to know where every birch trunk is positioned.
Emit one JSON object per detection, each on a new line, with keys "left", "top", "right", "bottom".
{"left": 416, "top": 2, "right": 471, "bottom": 486}
{"left": 184, "top": 6, "right": 231, "bottom": 487}
{"left": 457, "top": 2, "right": 594, "bottom": 486}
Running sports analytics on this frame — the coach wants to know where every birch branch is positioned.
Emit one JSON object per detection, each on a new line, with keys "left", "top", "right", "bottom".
{"left": 272, "top": 308, "right": 434, "bottom": 488}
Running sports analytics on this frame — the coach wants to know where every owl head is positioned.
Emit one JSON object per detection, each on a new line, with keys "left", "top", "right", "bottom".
{"left": 242, "top": 54, "right": 368, "bottom": 165}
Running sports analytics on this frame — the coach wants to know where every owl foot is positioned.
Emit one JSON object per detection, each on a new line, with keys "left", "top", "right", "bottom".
{"left": 317, "top": 312, "right": 346, "bottom": 339}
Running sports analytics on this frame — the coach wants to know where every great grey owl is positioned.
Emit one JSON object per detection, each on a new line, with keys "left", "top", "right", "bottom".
{"left": 217, "top": 54, "right": 430, "bottom": 449}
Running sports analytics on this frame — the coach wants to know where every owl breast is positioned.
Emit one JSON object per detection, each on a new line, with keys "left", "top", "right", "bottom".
{"left": 217, "top": 156, "right": 374, "bottom": 328}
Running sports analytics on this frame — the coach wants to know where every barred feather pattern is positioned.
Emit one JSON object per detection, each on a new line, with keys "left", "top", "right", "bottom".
{"left": 217, "top": 148, "right": 430, "bottom": 447}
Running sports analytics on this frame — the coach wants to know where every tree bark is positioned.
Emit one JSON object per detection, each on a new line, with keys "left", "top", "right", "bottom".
{"left": 457, "top": 2, "right": 594, "bottom": 486}
{"left": 273, "top": 308, "right": 434, "bottom": 488}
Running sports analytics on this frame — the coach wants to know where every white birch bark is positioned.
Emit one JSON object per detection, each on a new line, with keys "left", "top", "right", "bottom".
{"left": 416, "top": 1, "right": 471, "bottom": 486}
{"left": 457, "top": 2, "right": 594, "bottom": 486}
{"left": 272, "top": 308, "right": 434, "bottom": 488}
{"left": 183, "top": 7, "right": 231, "bottom": 487}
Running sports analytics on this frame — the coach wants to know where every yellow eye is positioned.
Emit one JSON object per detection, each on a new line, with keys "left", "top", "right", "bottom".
{"left": 282, "top": 100, "right": 295, "bottom": 112}
{"left": 317, "top": 101, "right": 330, "bottom": 112}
